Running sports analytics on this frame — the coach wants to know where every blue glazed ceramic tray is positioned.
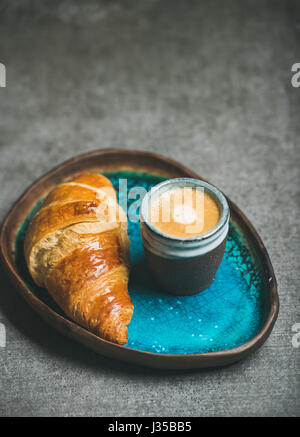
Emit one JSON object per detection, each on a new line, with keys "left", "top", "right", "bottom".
{"left": 0, "top": 150, "right": 279, "bottom": 369}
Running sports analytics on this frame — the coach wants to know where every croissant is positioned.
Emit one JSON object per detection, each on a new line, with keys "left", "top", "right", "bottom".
{"left": 24, "top": 173, "right": 133, "bottom": 345}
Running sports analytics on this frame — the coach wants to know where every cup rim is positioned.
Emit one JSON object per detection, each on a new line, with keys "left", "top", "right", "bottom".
{"left": 140, "top": 177, "right": 230, "bottom": 242}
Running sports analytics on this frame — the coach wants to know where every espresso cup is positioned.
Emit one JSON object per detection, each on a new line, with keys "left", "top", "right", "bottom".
{"left": 140, "top": 178, "right": 230, "bottom": 295}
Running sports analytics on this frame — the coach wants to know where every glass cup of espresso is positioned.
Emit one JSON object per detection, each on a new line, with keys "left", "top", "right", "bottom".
{"left": 140, "top": 178, "right": 230, "bottom": 295}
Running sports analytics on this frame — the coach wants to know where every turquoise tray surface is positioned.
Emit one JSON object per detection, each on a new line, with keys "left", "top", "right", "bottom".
{"left": 15, "top": 170, "right": 269, "bottom": 355}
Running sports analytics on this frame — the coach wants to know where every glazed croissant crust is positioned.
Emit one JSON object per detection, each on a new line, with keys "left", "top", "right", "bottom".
{"left": 24, "top": 173, "right": 133, "bottom": 345}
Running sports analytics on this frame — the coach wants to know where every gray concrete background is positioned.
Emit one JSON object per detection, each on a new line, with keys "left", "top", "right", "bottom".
{"left": 0, "top": 0, "right": 299, "bottom": 417}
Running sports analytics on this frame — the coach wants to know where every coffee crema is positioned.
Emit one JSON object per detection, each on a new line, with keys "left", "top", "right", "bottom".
{"left": 149, "top": 187, "right": 220, "bottom": 238}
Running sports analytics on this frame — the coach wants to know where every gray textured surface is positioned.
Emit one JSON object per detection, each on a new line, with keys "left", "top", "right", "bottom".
{"left": 0, "top": 0, "right": 299, "bottom": 417}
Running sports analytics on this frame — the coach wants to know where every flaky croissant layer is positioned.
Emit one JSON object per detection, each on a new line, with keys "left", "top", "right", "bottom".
{"left": 24, "top": 173, "right": 133, "bottom": 345}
